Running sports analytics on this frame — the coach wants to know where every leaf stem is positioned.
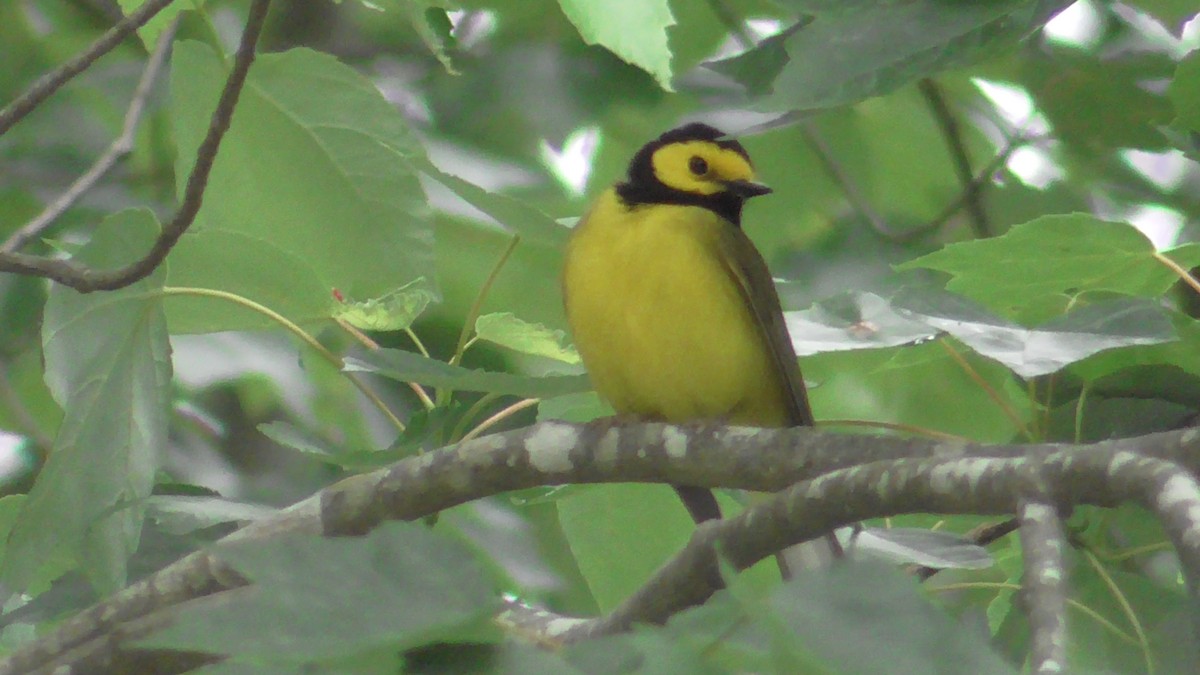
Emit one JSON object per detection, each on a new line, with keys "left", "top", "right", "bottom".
{"left": 938, "top": 338, "right": 1032, "bottom": 441}
{"left": 336, "top": 317, "right": 435, "bottom": 411}
{"left": 928, "top": 581, "right": 1139, "bottom": 646}
{"left": 1152, "top": 251, "right": 1200, "bottom": 297}
{"left": 160, "top": 286, "right": 405, "bottom": 432}
{"left": 451, "top": 234, "right": 521, "bottom": 368}
{"left": 1082, "top": 548, "right": 1154, "bottom": 673}
{"left": 460, "top": 397, "right": 540, "bottom": 443}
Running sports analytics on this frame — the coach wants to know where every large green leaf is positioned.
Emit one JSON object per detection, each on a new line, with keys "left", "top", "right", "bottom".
{"left": 139, "top": 522, "right": 499, "bottom": 663}
{"left": 556, "top": 484, "right": 697, "bottom": 613}
{"left": 345, "top": 348, "right": 591, "bottom": 398}
{"left": 710, "top": 0, "right": 1071, "bottom": 111}
{"left": 2, "top": 209, "right": 171, "bottom": 595}
{"left": 557, "top": 0, "right": 676, "bottom": 90}
{"left": 168, "top": 42, "right": 434, "bottom": 333}
{"left": 897, "top": 214, "right": 1200, "bottom": 315}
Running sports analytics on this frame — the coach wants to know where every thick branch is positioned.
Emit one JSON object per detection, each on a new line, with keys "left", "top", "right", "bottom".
{"left": 4, "top": 422, "right": 1200, "bottom": 673}
{"left": 0, "top": 0, "right": 271, "bottom": 292}
{"left": 564, "top": 448, "right": 1200, "bottom": 640}
{"left": 0, "top": 0, "right": 175, "bottom": 137}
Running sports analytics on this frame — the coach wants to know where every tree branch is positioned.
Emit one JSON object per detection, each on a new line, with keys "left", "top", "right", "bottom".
{"left": 0, "top": 0, "right": 271, "bottom": 292}
{"left": 3, "top": 421, "right": 1200, "bottom": 673}
{"left": 1, "top": 19, "right": 178, "bottom": 254}
{"left": 0, "top": 0, "right": 176, "bottom": 138}
{"left": 1016, "top": 466, "right": 1068, "bottom": 674}
{"left": 918, "top": 78, "right": 991, "bottom": 238}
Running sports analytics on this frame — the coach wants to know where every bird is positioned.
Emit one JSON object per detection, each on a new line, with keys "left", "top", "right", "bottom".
{"left": 562, "top": 122, "right": 814, "bottom": 526}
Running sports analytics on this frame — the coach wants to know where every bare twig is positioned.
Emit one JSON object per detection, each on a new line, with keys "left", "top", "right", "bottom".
{"left": 1, "top": 21, "right": 178, "bottom": 254}
{"left": 0, "top": 0, "right": 271, "bottom": 292}
{"left": 918, "top": 78, "right": 991, "bottom": 238}
{"left": 0, "top": 0, "right": 176, "bottom": 138}
{"left": 798, "top": 121, "right": 896, "bottom": 238}
{"left": 1016, "top": 467, "right": 1068, "bottom": 675}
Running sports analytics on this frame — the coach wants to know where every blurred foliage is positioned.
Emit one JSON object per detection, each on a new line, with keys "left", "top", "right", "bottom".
{"left": 0, "top": 0, "right": 1199, "bottom": 672}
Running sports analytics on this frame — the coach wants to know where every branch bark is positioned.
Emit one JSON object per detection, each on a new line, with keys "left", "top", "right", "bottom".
{"left": 2, "top": 421, "right": 1200, "bottom": 673}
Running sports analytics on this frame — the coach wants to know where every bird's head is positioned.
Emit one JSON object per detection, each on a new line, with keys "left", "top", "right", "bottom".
{"left": 618, "top": 123, "right": 770, "bottom": 224}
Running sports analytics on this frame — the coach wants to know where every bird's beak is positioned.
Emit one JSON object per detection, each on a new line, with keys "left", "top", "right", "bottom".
{"left": 725, "top": 179, "right": 773, "bottom": 199}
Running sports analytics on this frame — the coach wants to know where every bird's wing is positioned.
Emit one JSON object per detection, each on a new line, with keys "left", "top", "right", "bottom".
{"left": 717, "top": 225, "right": 815, "bottom": 427}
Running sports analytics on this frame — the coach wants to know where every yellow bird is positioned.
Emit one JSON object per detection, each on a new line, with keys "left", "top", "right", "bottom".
{"left": 562, "top": 123, "right": 813, "bottom": 524}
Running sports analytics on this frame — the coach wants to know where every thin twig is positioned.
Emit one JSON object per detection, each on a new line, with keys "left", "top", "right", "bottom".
{"left": 459, "top": 397, "right": 540, "bottom": 442}
{"left": 798, "top": 121, "right": 896, "bottom": 238}
{"left": 939, "top": 338, "right": 1033, "bottom": 440}
{"left": 1, "top": 20, "right": 178, "bottom": 254}
{"left": 918, "top": 78, "right": 991, "bottom": 238}
{"left": 449, "top": 234, "right": 520, "bottom": 367}
{"left": 0, "top": 0, "right": 271, "bottom": 292}
{"left": 0, "top": 0, "right": 176, "bottom": 137}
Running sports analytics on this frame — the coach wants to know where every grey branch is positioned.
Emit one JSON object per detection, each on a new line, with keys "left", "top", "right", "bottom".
{"left": 3, "top": 421, "right": 1200, "bottom": 673}
{"left": 1016, "top": 465, "right": 1068, "bottom": 674}
{"left": 1, "top": 20, "right": 179, "bottom": 255}
{"left": 0, "top": 0, "right": 271, "bottom": 293}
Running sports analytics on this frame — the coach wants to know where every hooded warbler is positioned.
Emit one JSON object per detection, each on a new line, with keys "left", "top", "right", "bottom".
{"left": 562, "top": 123, "right": 813, "bottom": 524}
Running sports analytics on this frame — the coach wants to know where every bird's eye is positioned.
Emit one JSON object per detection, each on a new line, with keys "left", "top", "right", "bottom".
{"left": 688, "top": 156, "right": 708, "bottom": 176}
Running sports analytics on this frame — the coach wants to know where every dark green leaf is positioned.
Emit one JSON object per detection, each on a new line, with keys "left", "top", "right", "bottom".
{"left": 140, "top": 522, "right": 500, "bottom": 661}
{"left": 711, "top": 0, "right": 1071, "bottom": 111}
{"left": 345, "top": 348, "right": 591, "bottom": 398}
{"left": 3, "top": 209, "right": 171, "bottom": 595}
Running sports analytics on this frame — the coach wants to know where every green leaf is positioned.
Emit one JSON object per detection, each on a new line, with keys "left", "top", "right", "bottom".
{"left": 557, "top": 484, "right": 697, "bottom": 612}
{"left": 345, "top": 348, "right": 591, "bottom": 398}
{"left": 711, "top": 0, "right": 1070, "bottom": 111}
{"left": 164, "top": 229, "right": 331, "bottom": 333}
{"left": 893, "top": 290, "right": 1177, "bottom": 378}
{"left": 139, "top": 522, "right": 500, "bottom": 661}
{"left": 897, "top": 214, "right": 1200, "bottom": 314}
{"left": 409, "top": 154, "right": 568, "bottom": 246}
{"left": 170, "top": 42, "right": 435, "bottom": 332}
{"left": 475, "top": 312, "right": 580, "bottom": 364}
{"left": 333, "top": 277, "right": 437, "bottom": 332}
{"left": 3, "top": 209, "right": 171, "bottom": 595}
{"left": 761, "top": 563, "right": 1016, "bottom": 674}
{"left": 1169, "top": 49, "right": 1200, "bottom": 135}
{"left": 557, "top": 0, "right": 676, "bottom": 91}
{"left": 785, "top": 291, "right": 935, "bottom": 356}
{"left": 855, "top": 528, "right": 993, "bottom": 570}
{"left": 145, "top": 496, "right": 276, "bottom": 536}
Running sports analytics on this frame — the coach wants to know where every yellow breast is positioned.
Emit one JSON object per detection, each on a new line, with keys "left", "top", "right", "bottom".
{"left": 562, "top": 189, "right": 789, "bottom": 427}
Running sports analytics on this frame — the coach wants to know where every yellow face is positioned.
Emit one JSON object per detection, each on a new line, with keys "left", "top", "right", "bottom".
{"left": 650, "top": 140, "right": 759, "bottom": 196}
